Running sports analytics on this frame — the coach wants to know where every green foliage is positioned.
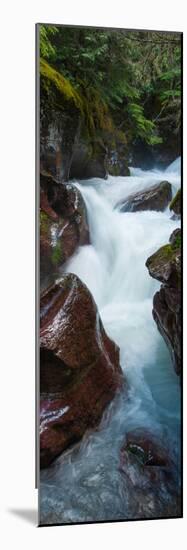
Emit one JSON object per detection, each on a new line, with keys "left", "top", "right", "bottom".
{"left": 127, "top": 103, "right": 162, "bottom": 145}
{"left": 39, "top": 25, "right": 181, "bottom": 149}
{"left": 40, "top": 25, "right": 59, "bottom": 59}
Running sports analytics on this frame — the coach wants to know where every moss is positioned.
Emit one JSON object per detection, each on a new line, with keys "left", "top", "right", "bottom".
{"left": 40, "top": 210, "right": 50, "bottom": 235}
{"left": 169, "top": 189, "right": 181, "bottom": 213}
{"left": 40, "top": 60, "right": 130, "bottom": 171}
{"left": 151, "top": 244, "right": 173, "bottom": 263}
{"left": 148, "top": 231, "right": 181, "bottom": 270}
{"left": 172, "top": 232, "right": 181, "bottom": 250}
{"left": 108, "top": 164, "right": 121, "bottom": 176}
{"left": 51, "top": 241, "right": 63, "bottom": 265}
{"left": 40, "top": 58, "right": 83, "bottom": 112}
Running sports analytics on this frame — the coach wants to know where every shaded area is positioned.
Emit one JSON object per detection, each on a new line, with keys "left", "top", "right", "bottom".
{"left": 8, "top": 508, "right": 38, "bottom": 526}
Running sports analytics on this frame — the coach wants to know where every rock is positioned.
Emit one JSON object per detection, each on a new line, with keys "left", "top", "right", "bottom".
{"left": 169, "top": 189, "right": 181, "bottom": 217}
{"left": 120, "top": 429, "right": 169, "bottom": 467}
{"left": 146, "top": 229, "right": 181, "bottom": 374}
{"left": 106, "top": 139, "right": 130, "bottom": 177}
{"left": 69, "top": 140, "right": 107, "bottom": 180}
{"left": 130, "top": 137, "right": 181, "bottom": 171}
{"left": 40, "top": 174, "right": 89, "bottom": 289}
{"left": 120, "top": 428, "right": 173, "bottom": 486}
{"left": 116, "top": 181, "right": 172, "bottom": 212}
{"left": 40, "top": 274, "right": 123, "bottom": 467}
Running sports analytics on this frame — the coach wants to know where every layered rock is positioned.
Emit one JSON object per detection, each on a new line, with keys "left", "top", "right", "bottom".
{"left": 41, "top": 121, "right": 130, "bottom": 182}
{"left": 40, "top": 173, "right": 89, "bottom": 288}
{"left": 40, "top": 274, "right": 123, "bottom": 467}
{"left": 169, "top": 189, "right": 181, "bottom": 218}
{"left": 146, "top": 228, "right": 181, "bottom": 374}
{"left": 116, "top": 181, "right": 172, "bottom": 213}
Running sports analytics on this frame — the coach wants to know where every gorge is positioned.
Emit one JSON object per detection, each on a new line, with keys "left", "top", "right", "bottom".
{"left": 40, "top": 157, "right": 181, "bottom": 524}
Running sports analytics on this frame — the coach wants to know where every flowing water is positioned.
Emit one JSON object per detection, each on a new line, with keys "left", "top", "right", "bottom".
{"left": 40, "top": 159, "right": 181, "bottom": 524}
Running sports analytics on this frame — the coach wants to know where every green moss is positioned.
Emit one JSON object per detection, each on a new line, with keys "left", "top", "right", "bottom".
{"left": 172, "top": 233, "right": 181, "bottom": 250}
{"left": 153, "top": 244, "right": 173, "bottom": 261}
{"left": 51, "top": 241, "right": 62, "bottom": 265}
{"left": 40, "top": 59, "right": 120, "bottom": 143}
{"left": 108, "top": 164, "right": 121, "bottom": 176}
{"left": 169, "top": 189, "right": 181, "bottom": 213}
{"left": 40, "top": 210, "right": 50, "bottom": 235}
{"left": 40, "top": 58, "right": 83, "bottom": 112}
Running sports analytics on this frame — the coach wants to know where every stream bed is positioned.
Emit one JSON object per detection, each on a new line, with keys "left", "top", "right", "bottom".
{"left": 40, "top": 159, "right": 181, "bottom": 524}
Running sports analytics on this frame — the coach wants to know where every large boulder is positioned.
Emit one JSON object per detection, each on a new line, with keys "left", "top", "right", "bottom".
{"left": 116, "top": 181, "right": 172, "bottom": 213}
{"left": 40, "top": 174, "right": 89, "bottom": 289}
{"left": 146, "top": 229, "right": 181, "bottom": 374}
{"left": 40, "top": 274, "right": 123, "bottom": 467}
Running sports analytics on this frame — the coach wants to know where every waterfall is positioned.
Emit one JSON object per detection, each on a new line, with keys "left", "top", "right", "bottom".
{"left": 40, "top": 159, "right": 181, "bottom": 524}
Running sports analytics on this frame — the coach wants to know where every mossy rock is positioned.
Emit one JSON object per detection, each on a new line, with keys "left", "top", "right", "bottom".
{"left": 146, "top": 229, "right": 181, "bottom": 375}
{"left": 169, "top": 189, "right": 181, "bottom": 216}
{"left": 146, "top": 229, "right": 181, "bottom": 288}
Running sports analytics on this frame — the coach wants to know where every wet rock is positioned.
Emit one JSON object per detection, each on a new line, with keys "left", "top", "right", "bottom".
{"left": 116, "top": 181, "right": 172, "bottom": 212}
{"left": 120, "top": 429, "right": 169, "bottom": 468}
{"left": 120, "top": 428, "right": 173, "bottom": 487}
{"left": 69, "top": 140, "right": 107, "bottom": 180}
{"left": 119, "top": 428, "right": 181, "bottom": 518}
{"left": 169, "top": 189, "right": 181, "bottom": 218}
{"left": 40, "top": 99, "right": 81, "bottom": 181}
{"left": 106, "top": 140, "right": 130, "bottom": 177}
{"left": 40, "top": 174, "right": 89, "bottom": 288}
{"left": 130, "top": 137, "right": 181, "bottom": 171}
{"left": 40, "top": 274, "right": 123, "bottom": 467}
{"left": 146, "top": 229, "right": 181, "bottom": 374}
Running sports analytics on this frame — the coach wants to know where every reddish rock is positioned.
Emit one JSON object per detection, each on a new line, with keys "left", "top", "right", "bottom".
{"left": 116, "top": 181, "right": 172, "bottom": 213}
{"left": 120, "top": 429, "right": 168, "bottom": 468}
{"left": 119, "top": 429, "right": 181, "bottom": 517}
{"left": 120, "top": 428, "right": 171, "bottom": 486}
{"left": 40, "top": 274, "right": 123, "bottom": 468}
{"left": 40, "top": 173, "right": 89, "bottom": 288}
{"left": 40, "top": 188, "right": 59, "bottom": 221}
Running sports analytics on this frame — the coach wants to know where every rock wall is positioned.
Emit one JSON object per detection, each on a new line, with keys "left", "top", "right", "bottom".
{"left": 146, "top": 228, "right": 181, "bottom": 375}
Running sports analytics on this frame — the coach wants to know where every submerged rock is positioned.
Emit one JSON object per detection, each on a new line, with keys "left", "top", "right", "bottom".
{"left": 169, "top": 189, "right": 181, "bottom": 218}
{"left": 120, "top": 429, "right": 169, "bottom": 470}
{"left": 146, "top": 229, "right": 181, "bottom": 375}
{"left": 40, "top": 274, "right": 123, "bottom": 468}
{"left": 119, "top": 428, "right": 181, "bottom": 518}
{"left": 40, "top": 174, "right": 89, "bottom": 288}
{"left": 116, "top": 181, "right": 172, "bottom": 212}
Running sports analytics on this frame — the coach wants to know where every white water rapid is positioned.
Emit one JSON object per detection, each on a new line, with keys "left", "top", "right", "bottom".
{"left": 40, "top": 159, "right": 181, "bottom": 524}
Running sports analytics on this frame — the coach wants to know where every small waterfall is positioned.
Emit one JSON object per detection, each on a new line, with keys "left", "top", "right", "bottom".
{"left": 40, "top": 158, "right": 181, "bottom": 524}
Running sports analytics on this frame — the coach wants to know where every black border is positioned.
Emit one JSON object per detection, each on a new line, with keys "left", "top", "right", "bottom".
{"left": 36, "top": 24, "right": 183, "bottom": 528}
